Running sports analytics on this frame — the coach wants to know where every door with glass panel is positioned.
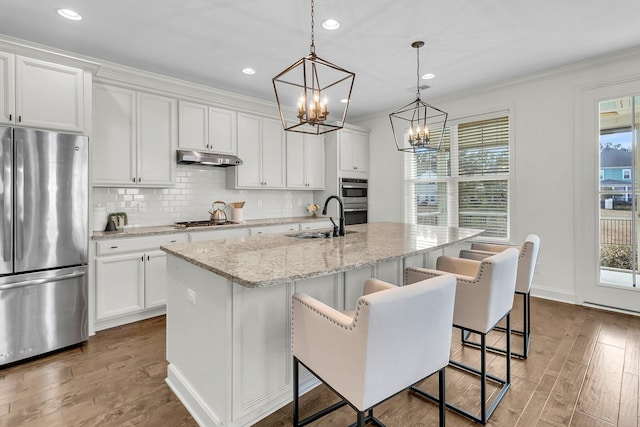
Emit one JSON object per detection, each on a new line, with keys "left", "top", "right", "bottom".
{"left": 594, "top": 94, "right": 640, "bottom": 310}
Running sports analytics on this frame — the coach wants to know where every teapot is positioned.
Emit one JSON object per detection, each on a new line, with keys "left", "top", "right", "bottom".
{"left": 209, "top": 201, "right": 227, "bottom": 224}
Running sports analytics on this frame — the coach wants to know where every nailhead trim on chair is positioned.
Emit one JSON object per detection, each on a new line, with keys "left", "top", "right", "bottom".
{"left": 404, "top": 264, "right": 488, "bottom": 286}
{"left": 292, "top": 296, "right": 366, "bottom": 333}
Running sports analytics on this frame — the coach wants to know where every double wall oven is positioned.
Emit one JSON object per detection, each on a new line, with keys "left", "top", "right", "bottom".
{"left": 340, "top": 178, "right": 368, "bottom": 225}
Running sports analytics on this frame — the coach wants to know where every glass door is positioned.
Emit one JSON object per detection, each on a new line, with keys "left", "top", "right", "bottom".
{"left": 599, "top": 96, "right": 639, "bottom": 288}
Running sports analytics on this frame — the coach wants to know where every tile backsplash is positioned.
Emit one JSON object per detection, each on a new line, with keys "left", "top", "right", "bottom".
{"left": 92, "top": 165, "right": 315, "bottom": 227}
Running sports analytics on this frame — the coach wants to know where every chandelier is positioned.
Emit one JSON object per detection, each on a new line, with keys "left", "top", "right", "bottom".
{"left": 272, "top": 0, "right": 355, "bottom": 135}
{"left": 389, "top": 41, "right": 448, "bottom": 153}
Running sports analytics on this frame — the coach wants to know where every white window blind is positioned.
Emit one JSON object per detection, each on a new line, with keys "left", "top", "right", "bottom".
{"left": 404, "top": 114, "right": 510, "bottom": 240}
{"left": 458, "top": 117, "right": 509, "bottom": 238}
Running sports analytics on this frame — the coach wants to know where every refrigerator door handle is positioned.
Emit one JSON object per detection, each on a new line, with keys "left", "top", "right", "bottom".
{"left": 2, "top": 134, "right": 11, "bottom": 262}
{"left": 0, "top": 269, "right": 86, "bottom": 291}
{"left": 15, "top": 137, "right": 23, "bottom": 262}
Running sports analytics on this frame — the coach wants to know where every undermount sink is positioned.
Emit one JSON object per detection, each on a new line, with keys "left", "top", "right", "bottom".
{"left": 286, "top": 230, "right": 358, "bottom": 239}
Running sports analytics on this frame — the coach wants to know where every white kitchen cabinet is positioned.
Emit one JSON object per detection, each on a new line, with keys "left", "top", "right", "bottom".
{"left": 93, "top": 84, "right": 177, "bottom": 187}
{"left": 286, "top": 132, "right": 325, "bottom": 189}
{"left": 0, "top": 53, "right": 84, "bottom": 132}
{"left": 339, "top": 128, "right": 369, "bottom": 175}
{"left": 299, "top": 219, "right": 333, "bottom": 231}
{"left": 95, "top": 252, "right": 145, "bottom": 320}
{"left": 228, "top": 113, "right": 285, "bottom": 189}
{"left": 189, "top": 227, "right": 249, "bottom": 242}
{"left": 178, "top": 100, "right": 237, "bottom": 154}
{"left": 0, "top": 52, "right": 14, "bottom": 125}
{"left": 93, "top": 233, "right": 187, "bottom": 328}
{"left": 249, "top": 223, "right": 299, "bottom": 236}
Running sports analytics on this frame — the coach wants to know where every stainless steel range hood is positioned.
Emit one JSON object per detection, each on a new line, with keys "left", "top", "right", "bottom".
{"left": 177, "top": 149, "right": 243, "bottom": 167}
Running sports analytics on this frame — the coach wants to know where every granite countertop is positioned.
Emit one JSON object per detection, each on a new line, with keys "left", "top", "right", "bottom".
{"left": 160, "top": 222, "right": 483, "bottom": 288}
{"left": 92, "top": 216, "right": 331, "bottom": 240}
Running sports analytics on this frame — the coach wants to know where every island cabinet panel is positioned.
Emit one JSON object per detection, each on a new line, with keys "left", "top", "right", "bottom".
{"left": 165, "top": 256, "right": 231, "bottom": 426}
{"left": 232, "top": 283, "right": 292, "bottom": 422}
{"left": 344, "top": 266, "right": 374, "bottom": 310}
{"left": 374, "top": 259, "right": 402, "bottom": 286}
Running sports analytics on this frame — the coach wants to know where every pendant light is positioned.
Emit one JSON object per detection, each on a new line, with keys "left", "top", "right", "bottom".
{"left": 389, "top": 41, "right": 448, "bottom": 153}
{"left": 272, "top": 0, "right": 355, "bottom": 135}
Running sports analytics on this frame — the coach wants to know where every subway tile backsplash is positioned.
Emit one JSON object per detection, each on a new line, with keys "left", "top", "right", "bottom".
{"left": 93, "top": 165, "right": 314, "bottom": 227}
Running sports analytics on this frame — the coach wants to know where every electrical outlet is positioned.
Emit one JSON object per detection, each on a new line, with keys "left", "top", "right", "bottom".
{"left": 187, "top": 289, "right": 196, "bottom": 304}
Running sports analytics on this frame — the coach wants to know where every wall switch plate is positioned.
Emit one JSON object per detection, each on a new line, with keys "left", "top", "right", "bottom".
{"left": 187, "top": 288, "right": 196, "bottom": 304}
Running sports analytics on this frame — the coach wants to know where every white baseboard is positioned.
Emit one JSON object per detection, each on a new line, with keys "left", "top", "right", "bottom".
{"left": 530, "top": 285, "right": 576, "bottom": 305}
{"left": 93, "top": 306, "right": 166, "bottom": 332}
{"left": 166, "top": 364, "right": 222, "bottom": 427}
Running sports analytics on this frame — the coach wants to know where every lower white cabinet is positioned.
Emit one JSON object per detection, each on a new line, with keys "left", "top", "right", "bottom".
{"left": 94, "top": 233, "right": 187, "bottom": 327}
{"left": 249, "top": 223, "right": 299, "bottom": 236}
{"left": 95, "top": 252, "right": 145, "bottom": 320}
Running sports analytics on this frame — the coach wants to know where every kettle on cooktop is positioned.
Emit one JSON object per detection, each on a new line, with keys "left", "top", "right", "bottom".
{"left": 208, "top": 201, "right": 227, "bottom": 224}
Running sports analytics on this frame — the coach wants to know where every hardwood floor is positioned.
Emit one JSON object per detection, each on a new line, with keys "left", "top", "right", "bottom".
{"left": 0, "top": 297, "right": 638, "bottom": 426}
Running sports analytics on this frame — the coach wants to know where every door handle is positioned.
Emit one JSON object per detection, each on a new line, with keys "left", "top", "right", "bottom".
{"left": 2, "top": 135, "right": 11, "bottom": 262}
{"left": 15, "top": 137, "right": 24, "bottom": 261}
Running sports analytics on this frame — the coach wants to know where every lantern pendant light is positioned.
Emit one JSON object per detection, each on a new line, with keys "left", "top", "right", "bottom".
{"left": 272, "top": 0, "right": 355, "bottom": 135}
{"left": 389, "top": 41, "right": 448, "bottom": 153}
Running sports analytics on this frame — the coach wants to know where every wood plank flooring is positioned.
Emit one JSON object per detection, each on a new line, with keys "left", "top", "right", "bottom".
{"left": 0, "top": 297, "right": 639, "bottom": 426}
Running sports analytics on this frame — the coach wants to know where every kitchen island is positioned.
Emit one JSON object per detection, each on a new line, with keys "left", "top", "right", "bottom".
{"left": 161, "top": 222, "right": 483, "bottom": 427}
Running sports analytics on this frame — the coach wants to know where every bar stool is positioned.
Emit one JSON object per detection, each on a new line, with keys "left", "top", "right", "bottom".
{"left": 405, "top": 248, "right": 518, "bottom": 424}
{"left": 458, "top": 234, "right": 540, "bottom": 359}
{"left": 292, "top": 276, "right": 457, "bottom": 427}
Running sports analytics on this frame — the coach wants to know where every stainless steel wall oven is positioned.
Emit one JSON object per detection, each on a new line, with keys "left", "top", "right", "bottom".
{"left": 340, "top": 178, "right": 368, "bottom": 225}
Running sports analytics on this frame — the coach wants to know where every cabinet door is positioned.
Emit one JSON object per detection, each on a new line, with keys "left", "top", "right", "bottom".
{"left": 352, "top": 130, "right": 369, "bottom": 173}
{"left": 236, "top": 113, "right": 262, "bottom": 187}
{"left": 178, "top": 100, "right": 208, "bottom": 150}
{"left": 305, "top": 134, "right": 325, "bottom": 189}
{"left": 144, "top": 250, "right": 168, "bottom": 308}
{"left": 137, "top": 92, "right": 176, "bottom": 186}
{"left": 93, "top": 84, "right": 137, "bottom": 185}
{"left": 0, "top": 52, "right": 14, "bottom": 125}
{"left": 95, "top": 253, "right": 145, "bottom": 320}
{"left": 15, "top": 56, "right": 84, "bottom": 132}
{"left": 286, "top": 132, "right": 306, "bottom": 189}
{"left": 261, "top": 117, "right": 285, "bottom": 188}
{"left": 209, "top": 107, "right": 237, "bottom": 154}
{"left": 339, "top": 129, "right": 356, "bottom": 172}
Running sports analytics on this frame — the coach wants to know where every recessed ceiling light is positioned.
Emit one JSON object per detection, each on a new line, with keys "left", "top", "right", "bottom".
{"left": 422, "top": 73, "right": 435, "bottom": 80}
{"left": 322, "top": 19, "right": 340, "bottom": 30}
{"left": 57, "top": 9, "right": 82, "bottom": 21}
{"left": 242, "top": 68, "right": 256, "bottom": 75}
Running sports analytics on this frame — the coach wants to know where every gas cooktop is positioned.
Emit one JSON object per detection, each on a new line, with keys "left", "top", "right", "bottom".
{"left": 175, "top": 220, "right": 236, "bottom": 228}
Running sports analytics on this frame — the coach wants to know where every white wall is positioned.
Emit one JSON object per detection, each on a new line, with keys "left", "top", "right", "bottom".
{"left": 356, "top": 46, "right": 640, "bottom": 304}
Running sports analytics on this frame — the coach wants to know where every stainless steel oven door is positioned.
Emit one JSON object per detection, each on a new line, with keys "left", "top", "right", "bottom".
{"left": 344, "top": 205, "right": 368, "bottom": 225}
{"left": 340, "top": 178, "right": 368, "bottom": 204}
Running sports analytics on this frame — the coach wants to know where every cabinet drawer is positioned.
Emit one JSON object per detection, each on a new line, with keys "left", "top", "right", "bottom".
{"left": 249, "top": 223, "right": 299, "bottom": 236}
{"left": 96, "top": 233, "right": 188, "bottom": 255}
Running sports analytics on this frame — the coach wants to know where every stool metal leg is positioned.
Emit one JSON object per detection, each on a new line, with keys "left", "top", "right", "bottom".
{"left": 462, "top": 292, "right": 530, "bottom": 359}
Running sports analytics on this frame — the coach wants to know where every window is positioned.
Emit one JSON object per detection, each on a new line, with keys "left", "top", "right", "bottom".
{"left": 623, "top": 168, "right": 631, "bottom": 180}
{"left": 404, "top": 114, "right": 511, "bottom": 240}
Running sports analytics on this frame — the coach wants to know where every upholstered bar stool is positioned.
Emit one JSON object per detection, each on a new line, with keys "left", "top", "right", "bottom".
{"left": 405, "top": 248, "right": 518, "bottom": 424}
{"left": 459, "top": 234, "right": 540, "bottom": 359}
{"left": 292, "top": 275, "right": 457, "bottom": 427}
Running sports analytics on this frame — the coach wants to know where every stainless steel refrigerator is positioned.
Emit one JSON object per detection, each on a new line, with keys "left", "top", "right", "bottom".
{"left": 0, "top": 127, "right": 88, "bottom": 366}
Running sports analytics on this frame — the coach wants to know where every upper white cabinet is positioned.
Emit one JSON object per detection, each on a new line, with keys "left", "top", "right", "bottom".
{"left": 228, "top": 113, "right": 285, "bottom": 189}
{"left": 339, "top": 128, "right": 369, "bottom": 176}
{"left": 178, "top": 100, "right": 237, "bottom": 154}
{"left": 0, "top": 53, "right": 85, "bottom": 132}
{"left": 286, "top": 132, "right": 325, "bottom": 190}
{"left": 93, "top": 83, "right": 177, "bottom": 187}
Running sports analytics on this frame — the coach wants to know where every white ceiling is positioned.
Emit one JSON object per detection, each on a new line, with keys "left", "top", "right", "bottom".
{"left": 1, "top": 0, "right": 640, "bottom": 119}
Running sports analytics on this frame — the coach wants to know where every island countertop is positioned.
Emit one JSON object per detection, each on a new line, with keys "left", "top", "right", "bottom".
{"left": 160, "top": 222, "right": 483, "bottom": 288}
